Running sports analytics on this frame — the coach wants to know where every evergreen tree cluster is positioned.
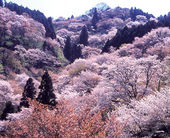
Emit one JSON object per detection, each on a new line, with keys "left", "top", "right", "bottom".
{"left": 130, "top": 7, "right": 154, "bottom": 21}
{"left": 158, "top": 12, "right": 170, "bottom": 28}
{"left": 79, "top": 25, "right": 88, "bottom": 46}
{"left": 91, "top": 8, "right": 100, "bottom": 30}
{"left": 63, "top": 36, "right": 72, "bottom": 61}
{"left": 102, "top": 13, "right": 170, "bottom": 53}
{"left": 0, "top": 71, "right": 57, "bottom": 120}
{"left": 20, "top": 78, "right": 36, "bottom": 108}
{"left": 63, "top": 36, "right": 82, "bottom": 63}
{"left": 36, "top": 71, "right": 57, "bottom": 106}
{"left": 0, "top": 0, "right": 3, "bottom": 7}
{"left": 0, "top": 101, "right": 15, "bottom": 120}
{"left": 2, "top": 1, "right": 56, "bottom": 39}
{"left": 63, "top": 25, "right": 88, "bottom": 63}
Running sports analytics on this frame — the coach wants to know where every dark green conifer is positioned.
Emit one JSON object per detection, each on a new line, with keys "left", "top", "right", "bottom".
{"left": 79, "top": 25, "right": 88, "bottom": 46}
{"left": 20, "top": 78, "right": 36, "bottom": 108}
{"left": 63, "top": 36, "right": 71, "bottom": 61}
{"left": 91, "top": 8, "right": 99, "bottom": 30}
{"left": 101, "top": 39, "right": 110, "bottom": 53}
{"left": 45, "top": 17, "right": 56, "bottom": 39}
{"left": 71, "top": 44, "right": 82, "bottom": 63}
{"left": 36, "top": 71, "right": 57, "bottom": 106}
{"left": 0, "top": 0, "right": 3, "bottom": 7}
{"left": 0, "top": 101, "right": 14, "bottom": 120}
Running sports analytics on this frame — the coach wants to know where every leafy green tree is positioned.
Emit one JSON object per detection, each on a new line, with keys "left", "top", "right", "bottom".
{"left": 79, "top": 25, "right": 88, "bottom": 46}
{"left": 37, "top": 71, "right": 57, "bottom": 106}
{"left": 0, "top": 101, "right": 14, "bottom": 120}
{"left": 20, "top": 78, "right": 36, "bottom": 108}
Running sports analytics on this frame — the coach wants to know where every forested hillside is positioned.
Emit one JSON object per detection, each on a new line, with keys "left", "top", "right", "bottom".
{"left": 0, "top": 1, "right": 169, "bottom": 137}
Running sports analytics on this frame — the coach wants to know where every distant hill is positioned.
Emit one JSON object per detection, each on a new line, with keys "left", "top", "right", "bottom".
{"left": 1, "top": 1, "right": 56, "bottom": 39}
{"left": 54, "top": 5, "right": 156, "bottom": 62}
{"left": 0, "top": 6, "right": 67, "bottom": 75}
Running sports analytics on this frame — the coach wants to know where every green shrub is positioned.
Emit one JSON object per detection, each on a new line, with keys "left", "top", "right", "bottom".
{"left": 6, "top": 41, "right": 14, "bottom": 47}
{"left": 119, "top": 50, "right": 127, "bottom": 57}
{"left": 7, "top": 57, "right": 22, "bottom": 73}
{"left": 0, "top": 48, "right": 22, "bottom": 73}
{"left": 0, "top": 32, "right": 44, "bottom": 50}
{"left": 68, "top": 63, "right": 87, "bottom": 76}
{"left": 5, "top": 35, "right": 10, "bottom": 40}
{"left": 0, "top": 110, "right": 2, "bottom": 114}
{"left": 0, "top": 64, "right": 4, "bottom": 73}
{"left": 120, "top": 43, "right": 127, "bottom": 48}
{"left": 36, "top": 41, "right": 44, "bottom": 49}
{"left": 56, "top": 47, "right": 69, "bottom": 66}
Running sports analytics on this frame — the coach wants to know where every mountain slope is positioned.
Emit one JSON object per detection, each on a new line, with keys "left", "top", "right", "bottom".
{"left": 0, "top": 3, "right": 169, "bottom": 137}
{"left": 54, "top": 6, "right": 154, "bottom": 48}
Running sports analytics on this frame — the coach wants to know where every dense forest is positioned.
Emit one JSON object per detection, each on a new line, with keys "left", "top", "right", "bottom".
{"left": 1, "top": 0, "right": 56, "bottom": 39}
{"left": 0, "top": 1, "right": 169, "bottom": 137}
{"left": 102, "top": 13, "right": 170, "bottom": 53}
